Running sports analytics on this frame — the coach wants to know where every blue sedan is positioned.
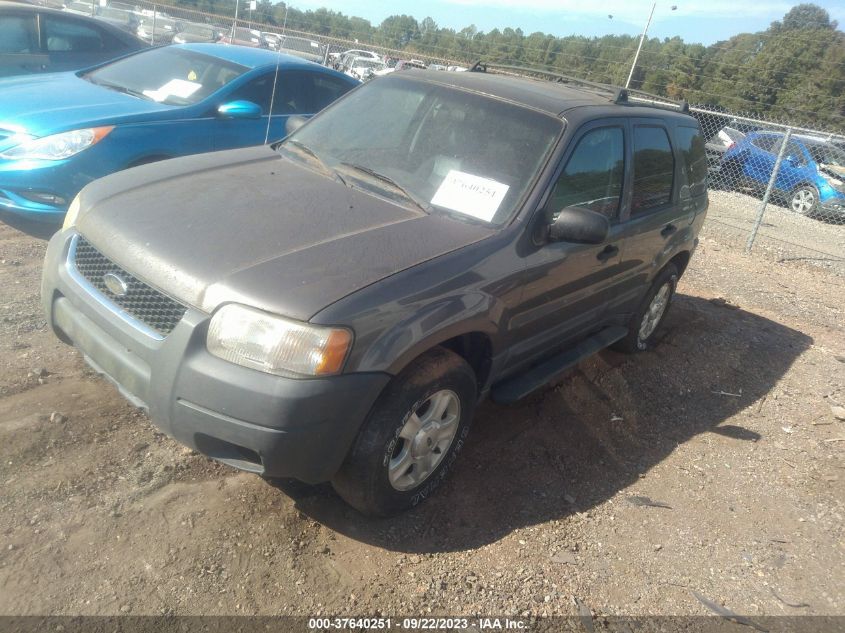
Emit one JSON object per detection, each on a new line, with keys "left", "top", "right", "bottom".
{"left": 0, "top": 43, "right": 359, "bottom": 223}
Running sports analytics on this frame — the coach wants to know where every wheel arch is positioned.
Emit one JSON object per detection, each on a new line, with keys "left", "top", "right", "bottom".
{"left": 667, "top": 250, "right": 691, "bottom": 278}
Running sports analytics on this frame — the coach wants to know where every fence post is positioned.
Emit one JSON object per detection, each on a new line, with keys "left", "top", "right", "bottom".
{"left": 151, "top": 4, "right": 157, "bottom": 46}
{"left": 745, "top": 127, "right": 792, "bottom": 253}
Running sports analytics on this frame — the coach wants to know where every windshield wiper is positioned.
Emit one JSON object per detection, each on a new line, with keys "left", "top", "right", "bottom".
{"left": 87, "top": 77, "right": 150, "bottom": 100}
{"left": 338, "top": 162, "right": 432, "bottom": 213}
{"left": 282, "top": 140, "right": 346, "bottom": 185}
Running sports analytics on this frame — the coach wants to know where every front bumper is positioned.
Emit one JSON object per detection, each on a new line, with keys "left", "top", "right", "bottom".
{"left": 0, "top": 154, "right": 97, "bottom": 223}
{"left": 41, "top": 230, "right": 391, "bottom": 483}
{"left": 820, "top": 198, "right": 845, "bottom": 217}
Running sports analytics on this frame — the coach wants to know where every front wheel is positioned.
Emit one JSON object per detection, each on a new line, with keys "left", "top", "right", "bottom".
{"left": 790, "top": 185, "right": 820, "bottom": 217}
{"left": 613, "top": 263, "right": 678, "bottom": 354}
{"left": 332, "top": 347, "right": 477, "bottom": 516}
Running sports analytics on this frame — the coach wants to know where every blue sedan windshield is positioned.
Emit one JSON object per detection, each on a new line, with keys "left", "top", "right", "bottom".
{"left": 85, "top": 48, "right": 247, "bottom": 105}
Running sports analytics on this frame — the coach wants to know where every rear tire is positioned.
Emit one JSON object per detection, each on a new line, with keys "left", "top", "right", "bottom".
{"left": 332, "top": 347, "right": 477, "bottom": 516}
{"left": 612, "top": 263, "right": 678, "bottom": 354}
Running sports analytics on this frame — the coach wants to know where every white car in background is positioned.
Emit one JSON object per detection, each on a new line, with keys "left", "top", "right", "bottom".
{"left": 373, "top": 59, "right": 427, "bottom": 77}
{"left": 330, "top": 49, "right": 380, "bottom": 68}
{"left": 344, "top": 56, "right": 387, "bottom": 81}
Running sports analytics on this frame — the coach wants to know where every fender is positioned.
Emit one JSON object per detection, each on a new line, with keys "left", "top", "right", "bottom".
{"left": 353, "top": 291, "right": 502, "bottom": 377}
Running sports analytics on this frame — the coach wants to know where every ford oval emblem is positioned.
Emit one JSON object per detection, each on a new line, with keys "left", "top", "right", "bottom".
{"left": 103, "top": 272, "right": 129, "bottom": 298}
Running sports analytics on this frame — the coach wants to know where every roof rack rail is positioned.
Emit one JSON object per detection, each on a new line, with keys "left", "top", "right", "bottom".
{"left": 624, "top": 92, "right": 690, "bottom": 114}
{"left": 483, "top": 63, "right": 619, "bottom": 99}
{"left": 477, "top": 62, "right": 691, "bottom": 114}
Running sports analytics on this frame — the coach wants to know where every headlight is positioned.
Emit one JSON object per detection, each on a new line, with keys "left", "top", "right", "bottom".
{"left": 0, "top": 127, "right": 113, "bottom": 161}
{"left": 207, "top": 304, "right": 352, "bottom": 378}
{"left": 62, "top": 194, "right": 82, "bottom": 230}
{"left": 827, "top": 176, "right": 843, "bottom": 188}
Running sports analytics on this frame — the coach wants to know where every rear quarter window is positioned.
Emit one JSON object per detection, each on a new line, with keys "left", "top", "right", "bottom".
{"left": 676, "top": 126, "right": 707, "bottom": 196}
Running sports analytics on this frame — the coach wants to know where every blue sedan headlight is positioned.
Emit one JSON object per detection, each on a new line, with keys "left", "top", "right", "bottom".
{"left": 0, "top": 127, "right": 114, "bottom": 161}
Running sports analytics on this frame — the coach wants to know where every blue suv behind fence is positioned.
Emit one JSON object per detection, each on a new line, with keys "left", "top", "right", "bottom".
{"left": 721, "top": 131, "right": 845, "bottom": 221}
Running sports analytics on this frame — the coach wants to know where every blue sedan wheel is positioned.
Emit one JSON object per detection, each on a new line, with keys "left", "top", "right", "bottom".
{"left": 790, "top": 185, "right": 819, "bottom": 217}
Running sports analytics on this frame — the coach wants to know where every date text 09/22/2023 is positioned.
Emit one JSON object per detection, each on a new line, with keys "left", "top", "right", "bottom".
{"left": 307, "top": 617, "right": 527, "bottom": 630}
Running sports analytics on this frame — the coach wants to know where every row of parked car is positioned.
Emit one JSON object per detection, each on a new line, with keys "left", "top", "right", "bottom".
{"left": 0, "top": 0, "right": 364, "bottom": 225}
{"left": 703, "top": 121, "right": 845, "bottom": 221}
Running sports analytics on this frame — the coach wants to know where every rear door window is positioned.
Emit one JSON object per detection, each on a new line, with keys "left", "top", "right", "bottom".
{"left": 267, "top": 71, "right": 353, "bottom": 115}
{"left": 308, "top": 74, "right": 354, "bottom": 112}
{"left": 631, "top": 125, "right": 675, "bottom": 215}
{"left": 43, "top": 16, "right": 108, "bottom": 52}
{"left": 0, "top": 15, "right": 38, "bottom": 53}
{"left": 676, "top": 126, "right": 707, "bottom": 196}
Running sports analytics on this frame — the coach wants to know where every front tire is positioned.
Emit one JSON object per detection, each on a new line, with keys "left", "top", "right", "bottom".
{"left": 332, "top": 347, "right": 477, "bottom": 516}
{"left": 613, "top": 263, "right": 678, "bottom": 354}
{"left": 790, "top": 185, "right": 820, "bottom": 217}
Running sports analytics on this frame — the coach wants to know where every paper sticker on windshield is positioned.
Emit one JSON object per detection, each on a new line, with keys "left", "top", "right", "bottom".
{"left": 143, "top": 79, "right": 201, "bottom": 102}
{"left": 430, "top": 170, "right": 509, "bottom": 222}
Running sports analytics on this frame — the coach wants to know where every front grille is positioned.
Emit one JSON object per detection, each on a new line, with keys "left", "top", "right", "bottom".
{"left": 72, "top": 236, "right": 187, "bottom": 336}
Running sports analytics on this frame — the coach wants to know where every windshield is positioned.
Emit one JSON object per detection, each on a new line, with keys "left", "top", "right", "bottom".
{"left": 184, "top": 23, "right": 214, "bottom": 36}
{"left": 281, "top": 37, "right": 322, "bottom": 53}
{"left": 807, "top": 142, "right": 845, "bottom": 167}
{"left": 284, "top": 76, "right": 562, "bottom": 225}
{"left": 233, "top": 27, "right": 258, "bottom": 40}
{"left": 85, "top": 48, "right": 247, "bottom": 105}
{"left": 140, "top": 16, "right": 174, "bottom": 30}
{"left": 353, "top": 59, "right": 385, "bottom": 70}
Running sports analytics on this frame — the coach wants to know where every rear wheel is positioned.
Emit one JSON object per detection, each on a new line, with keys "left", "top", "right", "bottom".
{"left": 790, "top": 185, "right": 820, "bottom": 217}
{"left": 613, "top": 263, "right": 678, "bottom": 354}
{"left": 332, "top": 347, "right": 477, "bottom": 516}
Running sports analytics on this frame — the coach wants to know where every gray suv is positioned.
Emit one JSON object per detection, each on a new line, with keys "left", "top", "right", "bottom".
{"left": 41, "top": 70, "right": 708, "bottom": 516}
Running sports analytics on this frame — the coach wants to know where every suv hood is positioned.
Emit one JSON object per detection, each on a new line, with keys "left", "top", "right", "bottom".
{"left": 76, "top": 146, "right": 495, "bottom": 321}
{"left": 0, "top": 72, "right": 173, "bottom": 141}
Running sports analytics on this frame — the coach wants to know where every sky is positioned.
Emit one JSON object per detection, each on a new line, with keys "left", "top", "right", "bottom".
{"left": 285, "top": 0, "right": 845, "bottom": 45}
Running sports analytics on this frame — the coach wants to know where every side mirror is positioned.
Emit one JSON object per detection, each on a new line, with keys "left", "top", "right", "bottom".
{"left": 217, "top": 100, "right": 262, "bottom": 119}
{"left": 285, "top": 115, "right": 308, "bottom": 136}
{"left": 548, "top": 206, "right": 610, "bottom": 244}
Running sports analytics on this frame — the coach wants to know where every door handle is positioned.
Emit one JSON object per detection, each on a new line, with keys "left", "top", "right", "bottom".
{"left": 596, "top": 244, "right": 619, "bottom": 262}
{"left": 660, "top": 224, "right": 677, "bottom": 238}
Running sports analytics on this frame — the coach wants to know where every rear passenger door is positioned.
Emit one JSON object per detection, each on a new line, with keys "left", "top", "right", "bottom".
{"left": 0, "top": 12, "right": 47, "bottom": 77}
{"left": 609, "top": 119, "right": 694, "bottom": 316}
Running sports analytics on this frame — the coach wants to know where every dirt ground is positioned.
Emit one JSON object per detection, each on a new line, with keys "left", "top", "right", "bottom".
{"left": 0, "top": 216, "right": 843, "bottom": 620}
{"left": 705, "top": 189, "right": 845, "bottom": 275}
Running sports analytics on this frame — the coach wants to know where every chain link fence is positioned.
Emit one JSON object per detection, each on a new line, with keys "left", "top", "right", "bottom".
{"left": 689, "top": 107, "right": 845, "bottom": 274}
{"left": 56, "top": 0, "right": 845, "bottom": 273}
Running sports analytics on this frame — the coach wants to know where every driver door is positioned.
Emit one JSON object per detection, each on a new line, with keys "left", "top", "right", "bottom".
{"left": 505, "top": 120, "right": 631, "bottom": 373}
